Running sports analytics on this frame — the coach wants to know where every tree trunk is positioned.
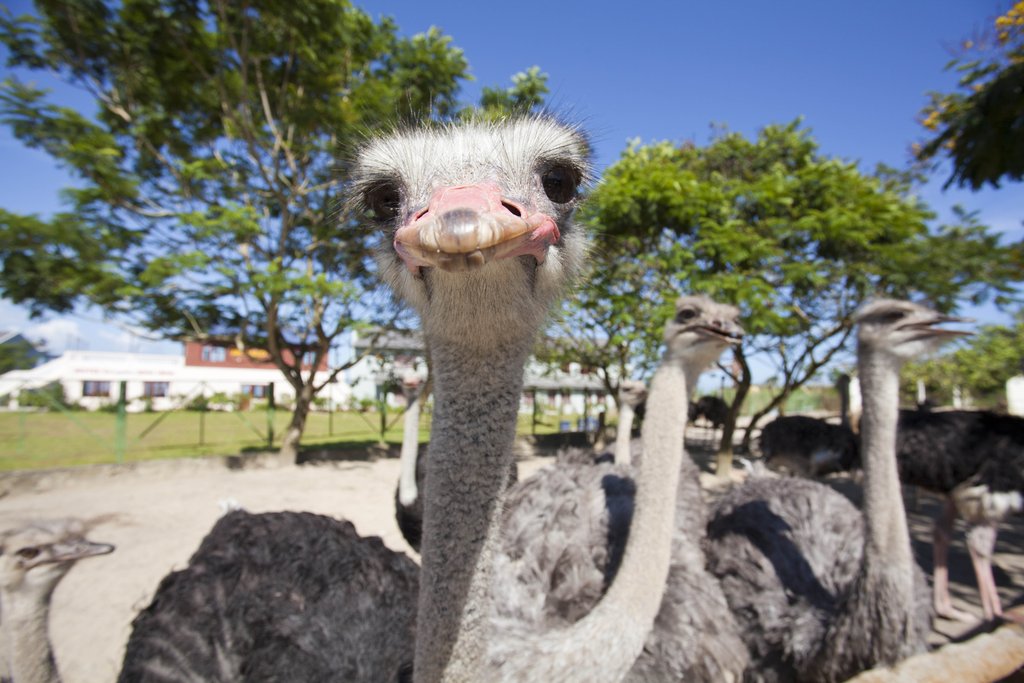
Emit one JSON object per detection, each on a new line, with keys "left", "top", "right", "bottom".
{"left": 276, "top": 383, "right": 314, "bottom": 466}
{"left": 716, "top": 348, "right": 751, "bottom": 479}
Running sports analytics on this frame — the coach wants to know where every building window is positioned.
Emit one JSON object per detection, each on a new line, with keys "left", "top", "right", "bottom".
{"left": 201, "top": 345, "right": 227, "bottom": 362}
{"left": 302, "top": 351, "right": 317, "bottom": 367}
{"left": 82, "top": 381, "right": 111, "bottom": 397}
{"left": 143, "top": 382, "right": 169, "bottom": 398}
{"left": 243, "top": 384, "right": 268, "bottom": 398}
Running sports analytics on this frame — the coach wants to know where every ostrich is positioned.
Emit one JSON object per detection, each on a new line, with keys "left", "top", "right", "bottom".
{"left": 118, "top": 510, "right": 419, "bottom": 682}
{"left": 395, "top": 372, "right": 430, "bottom": 551}
{"left": 120, "top": 117, "right": 582, "bottom": 683}
{"left": 0, "top": 519, "right": 114, "bottom": 683}
{"left": 759, "top": 415, "right": 860, "bottom": 477}
{"left": 611, "top": 379, "right": 647, "bottom": 465}
{"left": 705, "top": 299, "right": 971, "bottom": 682}
{"left": 490, "top": 295, "right": 749, "bottom": 682}
{"left": 758, "top": 372, "right": 860, "bottom": 477}
{"left": 895, "top": 408, "right": 1024, "bottom": 622}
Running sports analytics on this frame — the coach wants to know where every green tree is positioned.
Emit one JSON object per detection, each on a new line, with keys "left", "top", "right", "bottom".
{"left": 0, "top": 0, "right": 470, "bottom": 463}
{"left": 568, "top": 121, "right": 1021, "bottom": 475}
{"left": 0, "top": 336, "right": 42, "bottom": 373}
{"left": 475, "top": 65, "right": 550, "bottom": 120}
{"left": 916, "top": 1, "right": 1024, "bottom": 189}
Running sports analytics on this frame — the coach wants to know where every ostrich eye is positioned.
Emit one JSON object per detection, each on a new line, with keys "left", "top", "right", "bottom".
{"left": 675, "top": 308, "right": 698, "bottom": 323}
{"left": 877, "top": 311, "right": 907, "bottom": 324}
{"left": 541, "top": 165, "right": 579, "bottom": 204}
{"left": 16, "top": 547, "right": 40, "bottom": 560}
{"left": 364, "top": 182, "right": 402, "bottom": 222}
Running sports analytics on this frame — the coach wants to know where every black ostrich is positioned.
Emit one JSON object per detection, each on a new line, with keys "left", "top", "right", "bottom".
{"left": 896, "top": 408, "right": 1024, "bottom": 622}
{"left": 118, "top": 510, "right": 419, "bottom": 683}
{"left": 760, "top": 415, "right": 860, "bottom": 477}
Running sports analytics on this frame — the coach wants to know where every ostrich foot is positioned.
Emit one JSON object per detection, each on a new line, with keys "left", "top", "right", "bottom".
{"left": 933, "top": 602, "right": 979, "bottom": 623}
{"left": 998, "top": 606, "right": 1024, "bottom": 625}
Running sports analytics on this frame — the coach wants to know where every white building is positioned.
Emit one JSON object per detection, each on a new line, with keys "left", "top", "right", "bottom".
{"left": 1008, "top": 375, "right": 1024, "bottom": 417}
{"left": 0, "top": 342, "right": 350, "bottom": 412}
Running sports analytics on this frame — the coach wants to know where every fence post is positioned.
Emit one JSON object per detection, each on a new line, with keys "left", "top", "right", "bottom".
{"left": 328, "top": 396, "right": 334, "bottom": 436}
{"left": 266, "top": 382, "right": 275, "bottom": 449}
{"left": 199, "top": 404, "right": 206, "bottom": 447}
{"left": 115, "top": 381, "right": 127, "bottom": 463}
{"left": 532, "top": 389, "right": 539, "bottom": 436}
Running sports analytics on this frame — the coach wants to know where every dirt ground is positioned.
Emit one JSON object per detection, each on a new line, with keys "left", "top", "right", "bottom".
{"left": 0, "top": 437, "right": 1021, "bottom": 683}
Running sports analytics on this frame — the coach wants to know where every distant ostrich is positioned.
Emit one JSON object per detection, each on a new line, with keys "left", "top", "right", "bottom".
{"left": 395, "top": 372, "right": 430, "bottom": 552}
{"left": 706, "top": 299, "right": 971, "bottom": 682}
{"left": 895, "top": 408, "right": 1024, "bottom": 622}
{"left": 491, "top": 295, "right": 749, "bottom": 682}
{"left": 758, "top": 372, "right": 860, "bottom": 477}
{"left": 118, "top": 511, "right": 419, "bottom": 682}
{"left": 760, "top": 415, "right": 859, "bottom": 477}
{"left": 692, "top": 394, "right": 728, "bottom": 430}
{"left": 0, "top": 519, "right": 113, "bottom": 683}
{"left": 611, "top": 379, "right": 647, "bottom": 465}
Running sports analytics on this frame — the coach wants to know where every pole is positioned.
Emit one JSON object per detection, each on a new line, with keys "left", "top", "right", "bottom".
{"left": 267, "top": 382, "right": 275, "bottom": 448}
{"left": 115, "top": 381, "right": 127, "bottom": 463}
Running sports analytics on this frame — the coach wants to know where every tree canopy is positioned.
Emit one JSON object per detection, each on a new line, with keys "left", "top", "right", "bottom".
{"left": 916, "top": 1, "right": 1024, "bottom": 189}
{"left": 0, "top": 0, "right": 525, "bottom": 461}
{"left": 903, "top": 309, "right": 1024, "bottom": 407}
{"left": 546, "top": 121, "right": 1021, "bottom": 466}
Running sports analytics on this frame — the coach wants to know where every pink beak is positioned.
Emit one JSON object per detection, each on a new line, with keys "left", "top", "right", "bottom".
{"left": 393, "top": 182, "right": 559, "bottom": 273}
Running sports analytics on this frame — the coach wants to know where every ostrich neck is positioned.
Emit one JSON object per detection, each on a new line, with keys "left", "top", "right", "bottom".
{"left": 614, "top": 402, "right": 635, "bottom": 465}
{"left": 857, "top": 346, "right": 913, "bottom": 582}
{"left": 398, "top": 389, "right": 424, "bottom": 506}
{"left": 416, "top": 340, "right": 528, "bottom": 683}
{"left": 815, "top": 343, "right": 920, "bottom": 674}
{"left": 485, "top": 356, "right": 688, "bottom": 681}
{"left": 1, "top": 587, "right": 60, "bottom": 683}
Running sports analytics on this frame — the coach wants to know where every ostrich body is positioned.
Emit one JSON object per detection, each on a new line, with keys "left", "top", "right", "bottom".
{"left": 706, "top": 299, "right": 970, "bottom": 682}
{"left": 895, "top": 408, "right": 1024, "bottom": 621}
{"left": 0, "top": 519, "right": 113, "bottom": 683}
{"left": 490, "top": 295, "right": 749, "bottom": 682}
{"left": 760, "top": 415, "right": 860, "bottom": 477}
{"left": 118, "top": 510, "right": 419, "bottom": 683}
{"left": 691, "top": 394, "right": 728, "bottom": 430}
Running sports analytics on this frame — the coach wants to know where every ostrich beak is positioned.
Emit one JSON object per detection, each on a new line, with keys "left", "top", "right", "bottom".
{"left": 41, "top": 538, "right": 115, "bottom": 568}
{"left": 697, "top": 322, "right": 745, "bottom": 346}
{"left": 394, "top": 182, "right": 559, "bottom": 274}
{"left": 903, "top": 314, "right": 974, "bottom": 340}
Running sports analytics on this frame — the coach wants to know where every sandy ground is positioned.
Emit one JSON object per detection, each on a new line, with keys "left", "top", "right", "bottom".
{"left": 0, "top": 437, "right": 1021, "bottom": 683}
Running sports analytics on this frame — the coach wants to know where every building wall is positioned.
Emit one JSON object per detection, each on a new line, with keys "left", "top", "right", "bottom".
{"left": 0, "top": 350, "right": 349, "bottom": 412}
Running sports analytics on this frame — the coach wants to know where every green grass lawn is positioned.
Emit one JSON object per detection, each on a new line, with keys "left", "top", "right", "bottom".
{"left": 0, "top": 408, "right": 572, "bottom": 471}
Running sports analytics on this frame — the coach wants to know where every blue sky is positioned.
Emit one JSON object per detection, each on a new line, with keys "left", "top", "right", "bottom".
{"left": 1, "top": 0, "right": 1021, "bottom": 362}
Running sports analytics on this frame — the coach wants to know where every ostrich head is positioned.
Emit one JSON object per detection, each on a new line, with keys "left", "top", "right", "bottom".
{"left": 618, "top": 379, "right": 648, "bottom": 407}
{"left": 663, "top": 295, "right": 744, "bottom": 371}
{"left": 854, "top": 299, "right": 972, "bottom": 360}
{"left": 354, "top": 117, "right": 591, "bottom": 349}
{"left": 0, "top": 519, "right": 113, "bottom": 599}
